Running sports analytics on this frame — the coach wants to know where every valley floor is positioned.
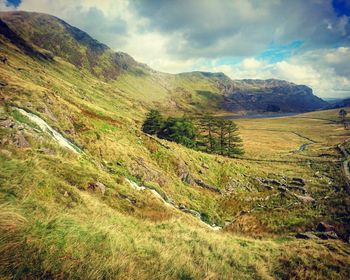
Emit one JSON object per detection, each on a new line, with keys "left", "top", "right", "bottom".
{"left": 1, "top": 106, "right": 350, "bottom": 279}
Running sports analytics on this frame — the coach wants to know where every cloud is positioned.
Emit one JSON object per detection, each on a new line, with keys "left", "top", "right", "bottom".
{"left": 131, "top": 0, "right": 350, "bottom": 59}
{"left": 0, "top": 0, "right": 17, "bottom": 10}
{"left": 196, "top": 47, "right": 350, "bottom": 98}
{"left": 3, "top": 0, "right": 349, "bottom": 98}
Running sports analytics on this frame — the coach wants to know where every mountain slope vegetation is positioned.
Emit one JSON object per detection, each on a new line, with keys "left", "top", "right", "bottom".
{"left": 0, "top": 11, "right": 349, "bottom": 279}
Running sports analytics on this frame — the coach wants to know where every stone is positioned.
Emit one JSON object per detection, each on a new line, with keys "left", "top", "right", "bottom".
{"left": 0, "top": 55, "right": 8, "bottom": 64}
{"left": 316, "top": 231, "right": 339, "bottom": 240}
{"left": 294, "top": 194, "right": 315, "bottom": 204}
{"left": 295, "top": 232, "right": 318, "bottom": 239}
{"left": 38, "top": 147, "right": 55, "bottom": 155}
{"left": 13, "top": 133, "right": 30, "bottom": 148}
{"left": 316, "top": 222, "right": 336, "bottom": 232}
{"left": 88, "top": 182, "right": 106, "bottom": 196}
{"left": 291, "top": 177, "right": 305, "bottom": 186}
{"left": 177, "top": 161, "right": 194, "bottom": 185}
{"left": 0, "top": 119, "right": 15, "bottom": 128}
{"left": 194, "top": 178, "right": 221, "bottom": 193}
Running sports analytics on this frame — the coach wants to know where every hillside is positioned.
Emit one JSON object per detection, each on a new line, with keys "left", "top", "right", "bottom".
{"left": 0, "top": 11, "right": 327, "bottom": 115}
{"left": 0, "top": 11, "right": 349, "bottom": 279}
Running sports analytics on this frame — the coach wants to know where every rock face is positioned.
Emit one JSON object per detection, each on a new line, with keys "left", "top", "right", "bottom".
{"left": 221, "top": 79, "right": 327, "bottom": 113}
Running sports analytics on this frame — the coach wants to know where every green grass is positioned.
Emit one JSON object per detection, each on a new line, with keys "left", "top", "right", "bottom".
{"left": 1, "top": 18, "right": 350, "bottom": 278}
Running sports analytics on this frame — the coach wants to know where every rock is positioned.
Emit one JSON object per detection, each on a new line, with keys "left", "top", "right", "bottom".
{"left": 13, "top": 133, "right": 30, "bottom": 148}
{"left": 316, "top": 222, "right": 336, "bottom": 232}
{"left": 316, "top": 231, "right": 339, "bottom": 240}
{"left": 295, "top": 232, "right": 318, "bottom": 239}
{"left": 294, "top": 194, "right": 315, "bottom": 204}
{"left": 291, "top": 177, "right": 305, "bottom": 186}
{"left": 0, "top": 119, "right": 15, "bottom": 128}
{"left": 194, "top": 178, "right": 221, "bottom": 194}
{"left": 38, "top": 147, "right": 55, "bottom": 155}
{"left": 176, "top": 161, "right": 194, "bottom": 185}
{"left": 178, "top": 204, "right": 187, "bottom": 210}
{"left": 181, "top": 208, "right": 201, "bottom": 218}
{"left": 88, "top": 182, "right": 106, "bottom": 195}
{"left": 0, "top": 55, "right": 8, "bottom": 64}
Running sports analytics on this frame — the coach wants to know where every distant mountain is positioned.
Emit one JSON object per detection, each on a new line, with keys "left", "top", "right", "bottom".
{"left": 219, "top": 79, "right": 328, "bottom": 113}
{"left": 0, "top": 11, "right": 326, "bottom": 114}
{"left": 326, "top": 97, "right": 350, "bottom": 108}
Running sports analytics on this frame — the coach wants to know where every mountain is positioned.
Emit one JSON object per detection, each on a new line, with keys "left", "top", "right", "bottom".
{"left": 221, "top": 79, "right": 328, "bottom": 113}
{"left": 1, "top": 11, "right": 349, "bottom": 279}
{"left": 327, "top": 97, "right": 350, "bottom": 108}
{"left": 0, "top": 11, "right": 327, "bottom": 115}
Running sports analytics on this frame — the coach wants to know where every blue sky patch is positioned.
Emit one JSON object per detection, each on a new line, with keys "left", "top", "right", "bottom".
{"left": 6, "top": 0, "right": 21, "bottom": 7}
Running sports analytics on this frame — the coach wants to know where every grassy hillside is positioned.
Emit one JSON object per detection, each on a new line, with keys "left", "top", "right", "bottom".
{"left": 0, "top": 11, "right": 350, "bottom": 279}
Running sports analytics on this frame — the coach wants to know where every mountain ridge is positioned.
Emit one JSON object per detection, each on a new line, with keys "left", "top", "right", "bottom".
{"left": 0, "top": 11, "right": 327, "bottom": 115}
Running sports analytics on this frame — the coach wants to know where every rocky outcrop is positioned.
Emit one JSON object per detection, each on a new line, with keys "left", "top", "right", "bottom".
{"left": 221, "top": 79, "right": 327, "bottom": 113}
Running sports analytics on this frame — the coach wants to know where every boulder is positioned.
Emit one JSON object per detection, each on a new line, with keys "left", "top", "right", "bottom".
{"left": 316, "top": 222, "right": 336, "bottom": 232}
{"left": 316, "top": 231, "right": 339, "bottom": 240}
{"left": 295, "top": 232, "right": 318, "bottom": 239}
{"left": 88, "top": 182, "right": 106, "bottom": 195}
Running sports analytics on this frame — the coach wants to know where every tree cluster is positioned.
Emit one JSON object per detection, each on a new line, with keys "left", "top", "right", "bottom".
{"left": 142, "top": 109, "right": 243, "bottom": 157}
{"left": 196, "top": 115, "right": 244, "bottom": 156}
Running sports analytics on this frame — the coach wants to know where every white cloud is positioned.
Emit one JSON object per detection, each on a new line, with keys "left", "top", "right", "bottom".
{"left": 197, "top": 47, "right": 350, "bottom": 98}
{"left": 0, "top": 0, "right": 16, "bottom": 10}
{"left": 3, "top": 0, "right": 349, "bottom": 98}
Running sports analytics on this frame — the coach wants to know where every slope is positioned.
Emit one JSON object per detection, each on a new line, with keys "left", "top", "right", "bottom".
{"left": 0, "top": 11, "right": 349, "bottom": 279}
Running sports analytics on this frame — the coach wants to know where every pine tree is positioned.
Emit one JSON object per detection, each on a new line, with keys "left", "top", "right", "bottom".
{"left": 196, "top": 116, "right": 243, "bottom": 157}
{"left": 225, "top": 120, "right": 244, "bottom": 156}
{"left": 158, "top": 117, "right": 197, "bottom": 148}
{"left": 142, "top": 109, "right": 164, "bottom": 135}
{"left": 197, "top": 115, "right": 217, "bottom": 153}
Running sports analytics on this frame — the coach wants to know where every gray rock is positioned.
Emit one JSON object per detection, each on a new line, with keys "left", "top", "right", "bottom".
{"left": 0, "top": 119, "right": 15, "bottom": 128}
{"left": 194, "top": 178, "right": 221, "bottom": 193}
{"left": 295, "top": 232, "right": 318, "bottom": 239}
{"left": 316, "top": 231, "right": 339, "bottom": 240}
{"left": 13, "top": 133, "right": 30, "bottom": 148}
{"left": 88, "top": 182, "right": 106, "bottom": 196}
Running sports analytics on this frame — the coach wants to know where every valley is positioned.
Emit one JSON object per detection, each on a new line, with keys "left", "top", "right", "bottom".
{"left": 0, "top": 11, "right": 350, "bottom": 280}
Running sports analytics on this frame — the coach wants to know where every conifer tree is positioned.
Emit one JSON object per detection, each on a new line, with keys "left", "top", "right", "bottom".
{"left": 142, "top": 109, "right": 163, "bottom": 135}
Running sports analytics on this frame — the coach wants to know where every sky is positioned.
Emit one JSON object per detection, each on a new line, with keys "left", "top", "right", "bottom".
{"left": 1, "top": 0, "right": 350, "bottom": 98}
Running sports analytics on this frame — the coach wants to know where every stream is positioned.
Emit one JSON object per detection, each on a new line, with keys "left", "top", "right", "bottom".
{"left": 14, "top": 107, "right": 82, "bottom": 154}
